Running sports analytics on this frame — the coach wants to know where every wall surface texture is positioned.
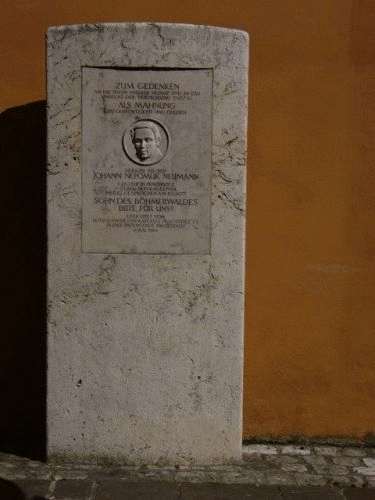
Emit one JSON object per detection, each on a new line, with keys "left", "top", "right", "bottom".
{"left": 1, "top": 0, "right": 375, "bottom": 443}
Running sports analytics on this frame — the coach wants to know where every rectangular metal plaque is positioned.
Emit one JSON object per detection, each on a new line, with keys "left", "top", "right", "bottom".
{"left": 81, "top": 67, "right": 212, "bottom": 254}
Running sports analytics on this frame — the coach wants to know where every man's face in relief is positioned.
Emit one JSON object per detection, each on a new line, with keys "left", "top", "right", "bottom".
{"left": 132, "top": 126, "right": 161, "bottom": 162}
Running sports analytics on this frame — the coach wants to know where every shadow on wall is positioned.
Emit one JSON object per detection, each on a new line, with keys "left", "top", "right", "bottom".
{"left": 0, "top": 101, "right": 47, "bottom": 461}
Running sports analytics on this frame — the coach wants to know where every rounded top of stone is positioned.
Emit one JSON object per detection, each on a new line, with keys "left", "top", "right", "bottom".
{"left": 46, "top": 22, "right": 249, "bottom": 41}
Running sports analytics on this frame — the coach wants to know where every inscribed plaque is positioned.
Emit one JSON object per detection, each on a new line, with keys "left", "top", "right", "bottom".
{"left": 82, "top": 68, "right": 212, "bottom": 254}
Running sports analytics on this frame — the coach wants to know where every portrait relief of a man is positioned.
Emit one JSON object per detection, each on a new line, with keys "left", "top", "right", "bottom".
{"left": 130, "top": 121, "right": 163, "bottom": 163}
{"left": 123, "top": 118, "right": 169, "bottom": 166}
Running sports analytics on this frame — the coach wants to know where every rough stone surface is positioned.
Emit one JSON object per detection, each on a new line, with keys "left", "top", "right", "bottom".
{"left": 355, "top": 468, "right": 375, "bottom": 476}
{"left": 344, "top": 489, "right": 375, "bottom": 499}
{"left": 282, "top": 446, "right": 311, "bottom": 456}
{"left": 315, "top": 447, "right": 340, "bottom": 456}
{"left": 12, "top": 479, "right": 51, "bottom": 499}
{"left": 47, "top": 23, "right": 248, "bottom": 465}
{"left": 243, "top": 445, "right": 278, "bottom": 455}
{"left": 1, "top": 445, "right": 375, "bottom": 497}
{"left": 54, "top": 479, "right": 94, "bottom": 498}
{"left": 180, "top": 483, "right": 283, "bottom": 499}
{"left": 95, "top": 481, "right": 180, "bottom": 500}
{"left": 280, "top": 486, "right": 344, "bottom": 499}
{"left": 344, "top": 449, "right": 368, "bottom": 458}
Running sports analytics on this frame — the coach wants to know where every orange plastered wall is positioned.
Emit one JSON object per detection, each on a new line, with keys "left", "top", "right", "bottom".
{"left": 2, "top": 0, "right": 375, "bottom": 440}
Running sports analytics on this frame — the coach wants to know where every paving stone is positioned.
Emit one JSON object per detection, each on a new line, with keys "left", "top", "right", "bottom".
{"left": 174, "top": 473, "right": 219, "bottom": 484}
{"left": 13, "top": 479, "right": 51, "bottom": 499}
{"left": 0, "top": 470, "right": 28, "bottom": 481}
{"left": 15, "top": 466, "right": 52, "bottom": 481}
{"left": 343, "top": 449, "right": 367, "bottom": 458}
{"left": 243, "top": 445, "right": 278, "bottom": 455}
{"left": 1, "top": 446, "right": 375, "bottom": 496}
{"left": 175, "top": 471, "right": 225, "bottom": 483}
{"left": 265, "top": 471, "right": 297, "bottom": 485}
{"left": 354, "top": 468, "right": 375, "bottom": 476}
{"left": 350, "top": 477, "right": 369, "bottom": 488}
{"left": 0, "top": 454, "right": 30, "bottom": 465}
{"left": 136, "top": 468, "right": 176, "bottom": 481}
{"left": 0, "top": 478, "right": 24, "bottom": 500}
{"left": 236, "top": 471, "right": 267, "bottom": 484}
{"left": 53, "top": 467, "right": 92, "bottom": 480}
{"left": 244, "top": 457, "right": 280, "bottom": 471}
{"left": 280, "top": 486, "right": 343, "bottom": 499}
{"left": 325, "top": 474, "right": 356, "bottom": 487}
{"left": 314, "top": 447, "right": 341, "bottom": 456}
{"left": 180, "top": 483, "right": 282, "bottom": 499}
{"left": 54, "top": 479, "right": 94, "bottom": 498}
{"left": 219, "top": 471, "right": 265, "bottom": 484}
{"left": 343, "top": 488, "right": 375, "bottom": 499}
{"left": 272, "top": 455, "right": 300, "bottom": 464}
{"left": 312, "top": 464, "right": 349, "bottom": 475}
{"left": 303, "top": 455, "right": 329, "bottom": 466}
{"left": 88, "top": 468, "right": 145, "bottom": 482}
{"left": 282, "top": 446, "right": 311, "bottom": 456}
{"left": 94, "top": 481, "right": 180, "bottom": 499}
{"left": 280, "top": 463, "right": 308, "bottom": 473}
{"left": 332, "top": 457, "right": 363, "bottom": 467}
{"left": 294, "top": 473, "right": 327, "bottom": 487}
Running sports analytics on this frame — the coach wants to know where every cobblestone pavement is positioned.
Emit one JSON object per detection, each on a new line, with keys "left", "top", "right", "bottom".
{"left": 1, "top": 444, "right": 375, "bottom": 498}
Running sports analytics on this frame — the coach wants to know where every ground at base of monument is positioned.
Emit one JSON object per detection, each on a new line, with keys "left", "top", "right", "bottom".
{"left": 2, "top": 481, "right": 374, "bottom": 500}
{"left": 2, "top": 444, "right": 375, "bottom": 498}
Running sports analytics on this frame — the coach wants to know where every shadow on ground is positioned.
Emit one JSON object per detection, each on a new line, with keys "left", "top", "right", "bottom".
{"left": 0, "top": 478, "right": 24, "bottom": 500}
{"left": 0, "top": 101, "right": 47, "bottom": 461}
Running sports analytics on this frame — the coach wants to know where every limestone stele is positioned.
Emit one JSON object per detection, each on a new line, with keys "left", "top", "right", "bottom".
{"left": 47, "top": 23, "right": 248, "bottom": 465}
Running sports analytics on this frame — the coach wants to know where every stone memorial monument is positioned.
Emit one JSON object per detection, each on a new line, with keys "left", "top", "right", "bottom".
{"left": 47, "top": 23, "right": 248, "bottom": 465}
